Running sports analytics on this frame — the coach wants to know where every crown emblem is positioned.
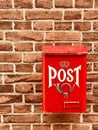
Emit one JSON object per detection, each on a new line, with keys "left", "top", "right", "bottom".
{"left": 59, "top": 61, "right": 70, "bottom": 68}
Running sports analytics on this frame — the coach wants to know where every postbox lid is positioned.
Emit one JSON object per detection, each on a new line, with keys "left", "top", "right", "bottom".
{"left": 42, "top": 45, "right": 88, "bottom": 55}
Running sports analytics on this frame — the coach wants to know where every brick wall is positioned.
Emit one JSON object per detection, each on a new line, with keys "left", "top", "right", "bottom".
{"left": 0, "top": 0, "right": 98, "bottom": 130}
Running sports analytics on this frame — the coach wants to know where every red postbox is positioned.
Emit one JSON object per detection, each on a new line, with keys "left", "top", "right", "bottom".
{"left": 42, "top": 46, "right": 88, "bottom": 113}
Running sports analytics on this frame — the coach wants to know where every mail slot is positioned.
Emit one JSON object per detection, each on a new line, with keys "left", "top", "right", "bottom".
{"left": 42, "top": 46, "right": 88, "bottom": 113}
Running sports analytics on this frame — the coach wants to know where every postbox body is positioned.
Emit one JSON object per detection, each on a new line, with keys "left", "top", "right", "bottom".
{"left": 42, "top": 46, "right": 88, "bottom": 113}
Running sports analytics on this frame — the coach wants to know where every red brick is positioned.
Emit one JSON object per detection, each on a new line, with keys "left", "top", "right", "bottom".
{"left": 87, "top": 63, "right": 92, "bottom": 71}
{"left": 72, "top": 125, "right": 90, "bottom": 130}
{"left": 0, "top": 32, "right": 3, "bottom": 40}
{"left": 0, "top": 10, "right": 23, "bottom": 20}
{"left": 16, "top": 64, "right": 33, "bottom": 72}
{"left": 86, "top": 105, "right": 91, "bottom": 113}
{"left": 88, "top": 54, "right": 98, "bottom": 62}
{"left": 53, "top": 125, "right": 70, "bottom": 130}
{"left": 75, "top": 0, "right": 92, "bottom": 8}
{"left": 0, "top": 53, "right": 21, "bottom": 63}
{"left": 0, "top": 125, "right": 10, "bottom": 130}
{"left": 35, "top": 43, "right": 52, "bottom": 51}
{"left": 94, "top": 63, "right": 98, "bottom": 71}
{"left": 0, "top": 22, "right": 12, "bottom": 30}
{"left": 25, "top": 94, "right": 42, "bottom": 103}
{"left": 87, "top": 83, "right": 92, "bottom": 93}
{"left": 0, "top": 0, "right": 12, "bottom": 8}
{"left": 15, "top": 84, "right": 33, "bottom": 93}
{"left": 12, "top": 125, "right": 30, "bottom": 130}
{"left": 35, "top": 83, "right": 42, "bottom": 92}
{"left": 4, "top": 115, "right": 40, "bottom": 123}
{"left": 36, "top": 0, "right": 52, "bottom": 9}
{"left": 83, "top": 32, "right": 98, "bottom": 41}
{"left": 33, "top": 125, "right": 50, "bottom": 130}
{"left": 93, "top": 84, "right": 98, "bottom": 93}
{"left": 54, "top": 22, "right": 72, "bottom": 30}
{"left": 87, "top": 73, "right": 98, "bottom": 82}
{"left": 82, "top": 43, "right": 92, "bottom": 52}
{"left": 84, "top": 10, "right": 98, "bottom": 20}
{"left": 46, "top": 32, "right": 81, "bottom": 41}
{"left": 26, "top": 11, "right": 62, "bottom": 20}
{"left": 5, "top": 74, "right": 42, "bottom": 83}
{"left": 74, "top": 22, "right": 91, "bottom": 31}
{"left": 36, "top": 64, "right": 42, "bottom": 72}
{"left": 0, "top": 64, "right": 13, "bottom": 72}
{"left": 83, "top": 114, "right": 98, "bottom": 122}
{"left": 14, "top": 22, "right": 32, "bottom": 30}
{"left": 0, "top": 95, "right": 22, "bottom": 104}
{"left": 93, "top": 22, "right": 98, "bottom": 31}
{"left": 23, "top": 53, "right": 42, "bottom": 63}
{"left": 34, "top": 21, "right": 52, "bottom": 30}
{"left": 55, "top": 0, "right": 72, "bottom": 8}
{"left": 93, "top": 124, "right": 98, "bottom": 130}
{"left": 93, "top": 105, "right": 98, "bottom": 112}
{"left": 14, "top": 105, "right": 31, "bottom": 113}
{"left": 0, "top": 105, "right": 11, "bottom": 114}
{"left": 95, "top": 0, "right": 98, "bottom": 8}
{"left": 94, "top": 43, "right": 98, "bottom": 52}
{"left": 64, "top": 11, "right": 82, "bottom": 20}
{"left": 0, "top": 43, "right": 12, "bottom": 51}
{"left": 34, "top": 104, "right": 42, "bottom": 113}
{"left": 87, "top": 94, "right": 98, "bottom": 103}
{"left": 15, "top": 42, "right": 33, "bottom": 51}
{"left": 6, "top": 32, "right": 43, "bottom": 41}
{"left": 0, "top": 85, "right": 13, "bottom": 93}
{"left": 43, "top": 114, "right": 80, "bottom": 123}
{"left": 14, "top": 0, "right": 32, "bottom": 8}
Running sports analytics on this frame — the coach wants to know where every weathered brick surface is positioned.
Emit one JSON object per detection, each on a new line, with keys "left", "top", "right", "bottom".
{"left": 72, "top": 125, "right": 90, "bottom": 130}
{"left": 0, "top": 0, "right": 12, "bottom": 9}
{"left": 55, "top": 0, "right": 72, "bottom": 8}
{"left": 0, "top": 64, "right": 13, "bottom": 72}
{"left": 0, "top": 95, "right": 22, "bottom": 104}
{"left": 0, "top": 10, "right": 23, "bottom": 20}
{"left": 14, "top": 0, "right": 32, "bottom": 8}
{"left": 75, "top": 0, "right": 92, "bottom": 8}
{"left": 0, "top": 125, "right": 10, "bottom": 130}
{"left": 36, "top": 0, "right": 52, "bottom": 9}
{"left": 46, "top": 32, "right": 81, "bottom": 41}
{"left": 15, "top": 84, "right": 33, "bottom": 93}
{"left": 25, "top": 94, "right": 42, "bottom": 103}
{"left": 0, "top": 43, "right": 12, "bottom": 51}
{"left": 0, "top": 0, "right": 97, "bottom": 129}
{"left": 16, "top": 64, "right": 33, "bottom": 72}
{"left": 14, "top": 105, "right": 31, "bottom": 113}
{"left": 0, "top": 22, "right": 12, "bottom": 30}
{"left": 64, "top": 11, "right": 82, "bottom": 20}
{"left": 12, "top": 125, "right": 30, "bottom": 130}
{"left": 5, "top": 74, "right": 42, "bottom": 83}
{"left": 34, "top": 21, "right": 52, "bottom": 30}
{"left": 43, "top": 114, "right": 80, "bottom": 123}
{"left": 83, "top": 114, "right": 98, "bottom": 122}
{"left": 74, "top": 22, "right": 91, "bottom": 31}
{"left": 0, "top": 85, "right": 13, "bottom": 93}
{"left": 14, "top": 22, "right": 32, "bottom": 30}
{"left": 0, "top": 105, "right": 11, "bottom": 114}
{"left": 53, "top": 125, "right": 70, "bottom": 130}
{"left": 33, "top": 125, "right": 51, "bottom": 130}
{"left": 4, "top": 115, "right": 40, "bottom": 123}
{"left": 6, "top": 32, "right": 44, "bottom": 41}
{"left": 54, "top": 22, "right": 72, "bottom": 30}
{"left": 26, "top": 11, "right": 62, "bottom": 20}
{"left": 93, "top": 124, "right": 98, "bottom": 130}
{"left": 0, "top": 53, "right": 22, "bottom": 63}
{"left": 15, "top": 42, "right": 33, "bottom": 51}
